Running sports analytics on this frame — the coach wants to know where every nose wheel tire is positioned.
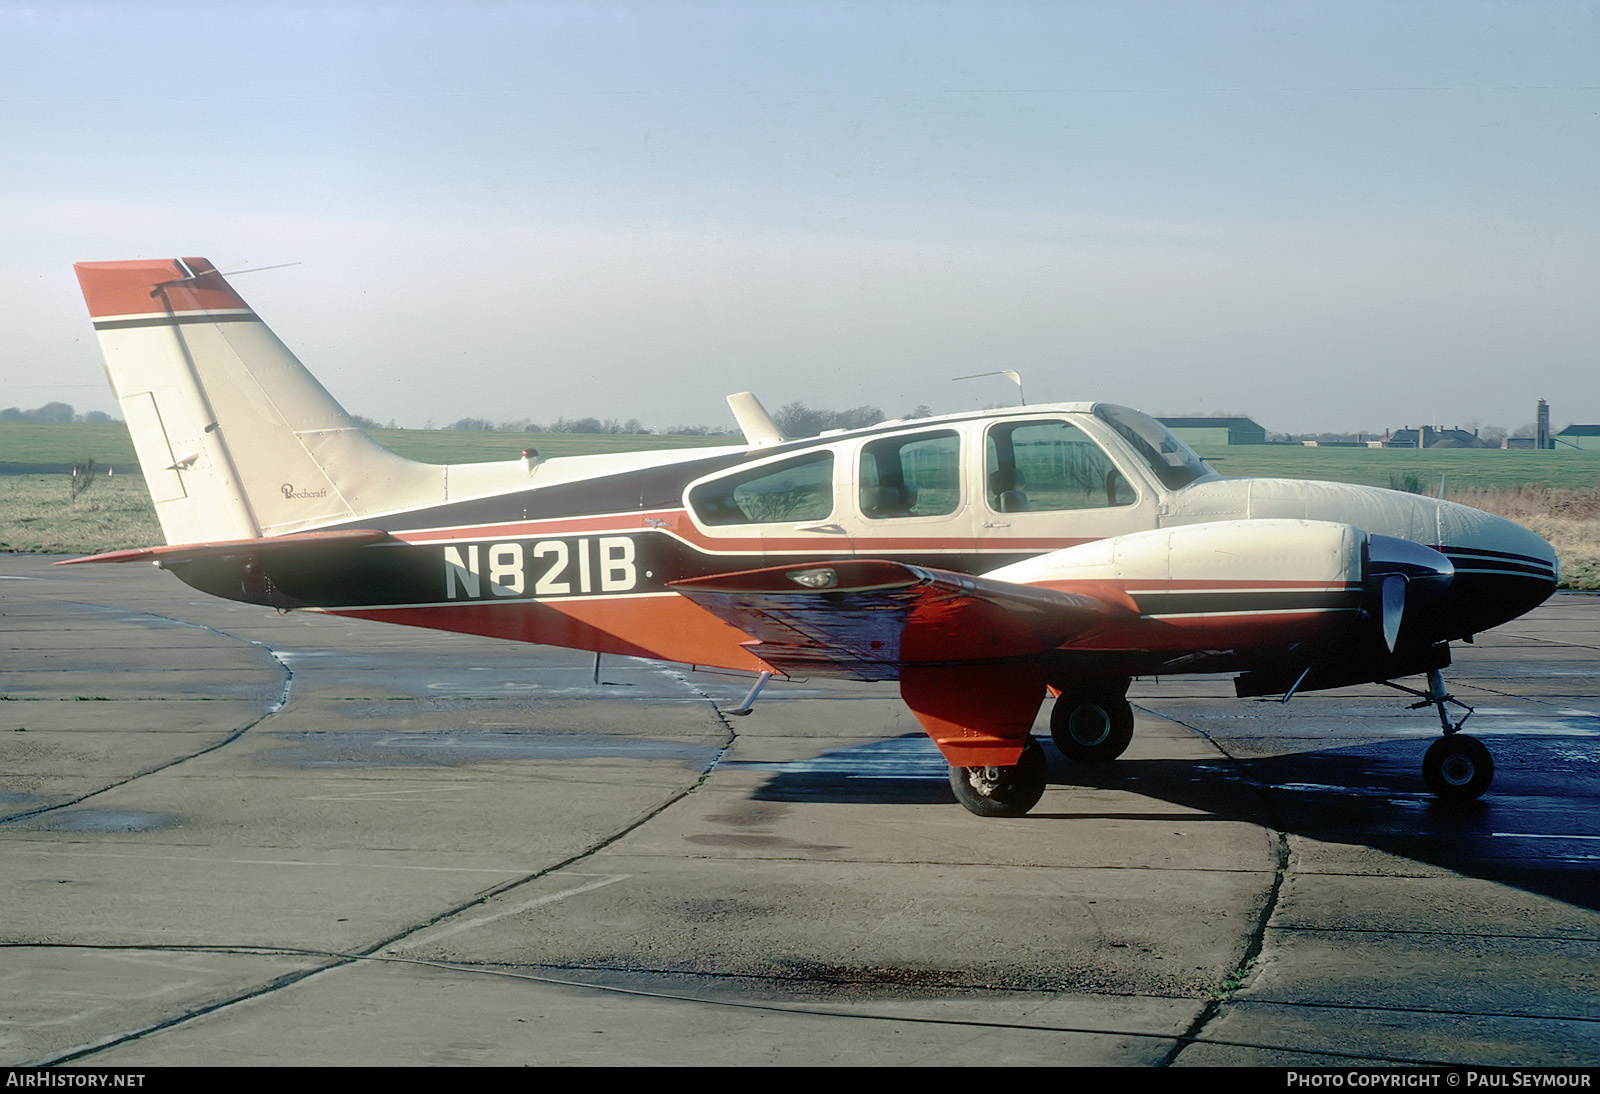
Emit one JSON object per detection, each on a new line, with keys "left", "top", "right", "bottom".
{"left": 949, "top": 737, "right": 1048, "bottom": 817}
{"left": 1050, "top": 696, "right": 1134, "bottom": 762}
{"left": 1422, "top": 734, "right": 1494, "bottom": 803}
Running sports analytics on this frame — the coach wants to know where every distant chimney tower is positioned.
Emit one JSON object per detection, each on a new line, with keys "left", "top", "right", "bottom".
{"left": 1537, "top": 398, "right": 1551, "bottom": 450}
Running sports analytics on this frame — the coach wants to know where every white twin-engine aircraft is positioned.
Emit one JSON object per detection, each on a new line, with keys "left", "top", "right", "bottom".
{"left": 65, "top": 257, "right": 1559, "bottom": 817}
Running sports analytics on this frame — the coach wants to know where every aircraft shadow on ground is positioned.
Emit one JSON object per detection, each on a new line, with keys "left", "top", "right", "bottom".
{"left": 743, "top": 732, "right": 1600, "bottom": 912}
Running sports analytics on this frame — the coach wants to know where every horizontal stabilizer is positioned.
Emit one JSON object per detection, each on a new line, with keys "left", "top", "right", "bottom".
{"left": 670, "top": 559, "right": 1133, "bottom": 679}
{"left": 55, "top": 528, "right": 393, "bottom": 567}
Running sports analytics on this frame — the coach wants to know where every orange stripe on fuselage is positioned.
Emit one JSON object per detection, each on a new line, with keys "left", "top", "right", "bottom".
{"left": 325, "top": 594, "right": 771, "bottom": 674}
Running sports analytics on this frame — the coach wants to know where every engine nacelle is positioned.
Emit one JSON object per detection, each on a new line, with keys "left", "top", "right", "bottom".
{"left": 984, "top": 519, "right": 1456, "bottom": 693}
{"left": 985, "top": 518, "right": 1368, "bottom": 588}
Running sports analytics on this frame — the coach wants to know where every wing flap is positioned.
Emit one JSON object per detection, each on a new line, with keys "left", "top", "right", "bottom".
{"left": 670, "top": 559, "right": 1134, "bottom": 680}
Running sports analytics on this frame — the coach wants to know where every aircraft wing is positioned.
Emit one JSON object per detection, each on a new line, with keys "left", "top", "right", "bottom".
{"left": 55, "top": 528, "right": 394, "bottom": 566}
{"left": 669, "top": 559, "right": 1137, "bottom": 680}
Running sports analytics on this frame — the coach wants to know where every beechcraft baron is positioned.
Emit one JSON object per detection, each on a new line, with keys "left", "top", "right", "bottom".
{"left": 64, "top": 257, "right": 1560, "bottom": 816}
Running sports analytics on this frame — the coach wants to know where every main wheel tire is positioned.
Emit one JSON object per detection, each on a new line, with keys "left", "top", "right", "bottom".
{"left": 1422, "top": 734, "right": 1494, "bottom": 803}
{"left": 1050, "top": 696, "right": 1134, "bottom": 762}
{"left": 949, "top": 737, "right": 1048, "bottom": 818}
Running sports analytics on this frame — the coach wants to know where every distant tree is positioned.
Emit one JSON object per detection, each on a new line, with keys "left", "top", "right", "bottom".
{"left": 774, "top": 402, "right": 828, "bottom": 438}
{"left": 1301, "top": 431, "right": 1379, "bottom": 445}
{"left": 774, "top": 401, "right": 885, "bottom": 438}
{"left": 29, "top": 402, "right": 74, "bottom": 422}
{"left": 834, "top": 405, "right": 884, "bottom": 430}
{"left": 0, "top": 402, "right": 84, "bottom": 422}
{"left": 80, "top": 410, "right": 115, "bottom": 424}
{"left": 663, "top": 423, "right": 739, "bottom": 437}
{"left": 448, "top": 417, "right": 494, "bottom": 431}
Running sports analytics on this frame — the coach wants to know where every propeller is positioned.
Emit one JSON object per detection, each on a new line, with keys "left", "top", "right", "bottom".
{"left": 1366, "top": 535, "right": 1454, "bottom": 653}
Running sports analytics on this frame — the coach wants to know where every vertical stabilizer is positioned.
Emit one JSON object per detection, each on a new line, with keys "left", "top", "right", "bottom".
{"left": 75, "top": 258, "right": 443, "bottom": 544}
{"left": 726, "top": 391, "right": 786, "bottom": 447}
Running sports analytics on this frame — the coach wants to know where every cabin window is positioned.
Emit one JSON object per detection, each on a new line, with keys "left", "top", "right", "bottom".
{"left": 688, "top": 451, "right": 835, "bottom": 526}
{"left": 1092, "top": 405, "right": 1212, "bottom": 490}
{"left": 859, "top": 431, "right": 960, "bottom": 519}
{"left": 985, "top": 420, "right": 1135, "bottom": 512}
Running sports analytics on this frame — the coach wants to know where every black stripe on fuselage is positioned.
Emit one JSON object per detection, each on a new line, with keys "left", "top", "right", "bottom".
{"left": 92, "top": 313, "right": 258, "bottom": 331}
{"left": 1437, "top": 547, "right": 1556, "bottom": 580}
{"left": 164, "top": 526, "right": 1033, "bottom": 610}
{"left": 1438, "top": 543, "right": 1551, "bottom": 564}
{"left": 1132, "top": 589, "right": 1361, "bottom": 617}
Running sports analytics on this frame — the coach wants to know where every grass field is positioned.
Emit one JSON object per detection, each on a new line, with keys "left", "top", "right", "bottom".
{"left": 0, "top": 421, "right": 740, "bottom": 471}
{"left": 0, "top": 474, "right": 161, "bottom": 556}
{"left": 1189, "top": 442, "right": 1600, "bottom": 492}
{"left": 3, "top": 422, "right": 1596, "bottom": 586}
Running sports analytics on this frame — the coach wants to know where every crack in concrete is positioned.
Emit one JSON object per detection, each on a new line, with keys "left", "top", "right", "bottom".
{"left": 37, "top": 650, "right": 738, "bottom": 1066}
{"left": 0, "top": 602, "right": 292, "bottom": 827}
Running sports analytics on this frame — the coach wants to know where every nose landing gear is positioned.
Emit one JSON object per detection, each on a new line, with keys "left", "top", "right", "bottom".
{"left": 1384, "top": 667, "right": 1492, "bottom": 803}
{"left": 1422, "top": 733, "right": 1494, "bottom": 802}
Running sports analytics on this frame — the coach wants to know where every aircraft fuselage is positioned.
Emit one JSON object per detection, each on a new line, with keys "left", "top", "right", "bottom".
{"left": 161, "top": 403, "right": 1557, "bottom": 689}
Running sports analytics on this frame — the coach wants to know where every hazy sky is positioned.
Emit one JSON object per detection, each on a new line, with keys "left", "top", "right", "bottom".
{"left": 4, "top": 1, "right": 1597, "bottom": 434}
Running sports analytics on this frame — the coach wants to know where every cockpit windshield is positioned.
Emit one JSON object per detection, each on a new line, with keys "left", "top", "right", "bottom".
{"left": 1092, "top": 405, "right": 1214, "bottom": 491}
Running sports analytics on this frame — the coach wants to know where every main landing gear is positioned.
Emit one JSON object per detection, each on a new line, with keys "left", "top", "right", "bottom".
{"left": 1048, "top": 684, "right": 1135, "bottom": 763}
{"left": 1385, "top": 667, "right": 1493, "bottom": 803}
{"left": 945, "top": 678, "right": 1136, "bottom": 817}
{"left": 948, "top": 737, "right": 1048, "bottom": 818}
{"left": 945, "top": 682, "right": 1135, "bottom": 818}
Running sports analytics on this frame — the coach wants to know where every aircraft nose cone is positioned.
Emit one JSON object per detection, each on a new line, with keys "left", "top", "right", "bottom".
{"left": 1434, "top": 502, "right": 1559, "bottom": 633}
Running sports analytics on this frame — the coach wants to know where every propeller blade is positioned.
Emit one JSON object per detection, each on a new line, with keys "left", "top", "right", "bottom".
{"left": 1381, "top": 573, "right": 1407, "bottom": 652}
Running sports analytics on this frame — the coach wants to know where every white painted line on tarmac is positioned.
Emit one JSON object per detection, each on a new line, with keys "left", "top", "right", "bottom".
{"left": 1492, "top": 832, "right": 1600, "bottom": 840}
{"left": 395, "top": 873, "right": 631, "bottom": 950}
{"left": 304, "top": 785, "right": 492, "bottom": 801}
{"left": 1466, "top": 720, "right": 1600, "bottom": 735}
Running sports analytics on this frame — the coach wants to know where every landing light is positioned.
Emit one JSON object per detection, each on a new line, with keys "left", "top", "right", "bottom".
{"left": 789, "top": 567, "right": 838, "bottom": 589}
